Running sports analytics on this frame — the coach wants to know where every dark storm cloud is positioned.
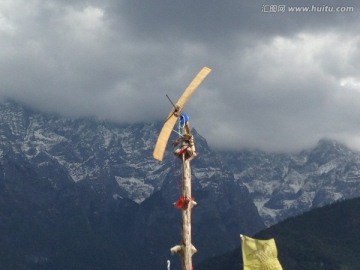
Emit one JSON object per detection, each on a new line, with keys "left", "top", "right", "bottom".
{"left": 1, "top": 0, "right": 360, "bottom": 151}
{"left": 113, "top": 0, "right": 360, "bottom": 41}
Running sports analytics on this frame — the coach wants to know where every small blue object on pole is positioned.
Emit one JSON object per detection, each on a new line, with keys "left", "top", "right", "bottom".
{"left": 179, "top": 113, "right": 189, "bottom": 127}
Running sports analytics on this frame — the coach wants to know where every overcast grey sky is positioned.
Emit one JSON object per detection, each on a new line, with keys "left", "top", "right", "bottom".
{"left": 1, "top": 0, "right": 360, "bottom": 152}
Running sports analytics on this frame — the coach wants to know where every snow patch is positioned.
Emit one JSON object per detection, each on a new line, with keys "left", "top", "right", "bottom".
{"left": 285, "top": 170, "right": 306, "bottom": 193}
{"left": 318, "top": 160, "right": 338, "bottom": 175}
{"left": 115, "top": 176, "right": 154, "bottom": 203}
{"left": 113, "top": 194, "right": 123, "bottom": 200}
{"left": 254, "top": 198, "right": 280, "bottom": 226}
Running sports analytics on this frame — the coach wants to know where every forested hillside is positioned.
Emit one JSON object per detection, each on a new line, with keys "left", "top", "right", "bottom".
{"left": 197, "top": 197, "right": 360, "bottom": 270}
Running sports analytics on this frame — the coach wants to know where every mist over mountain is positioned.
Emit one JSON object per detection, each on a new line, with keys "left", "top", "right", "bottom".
{"left": 1, "top": 100, "right": 360, "bottom": 269}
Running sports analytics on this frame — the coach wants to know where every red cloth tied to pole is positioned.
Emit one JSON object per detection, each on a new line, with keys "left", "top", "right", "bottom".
{"left": 174, "top": 196, "right": 195, "bottom": 209}
{"left": 175, "top": 196, "right": 187, "bottom": 209}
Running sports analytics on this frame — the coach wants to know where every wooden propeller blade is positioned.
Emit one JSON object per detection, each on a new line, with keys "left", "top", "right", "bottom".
{"left": 153, "top": 67, "right": 212, "bottom": 161}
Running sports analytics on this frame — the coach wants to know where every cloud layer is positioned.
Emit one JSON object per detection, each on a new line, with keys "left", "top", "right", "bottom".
{"left": 1, "top": 0, "right": 360, "bottom": 152}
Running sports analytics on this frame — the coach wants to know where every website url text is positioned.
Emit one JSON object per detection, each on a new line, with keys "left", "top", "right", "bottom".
{"left": 262, "top": 5, "right": 354, "bottom": 13}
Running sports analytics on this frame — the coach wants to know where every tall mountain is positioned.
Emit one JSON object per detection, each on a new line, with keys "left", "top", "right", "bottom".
{"left": 0, "top": 101, "right": 263, "bottom": 269}
{"left": 222, "top": 138, "right": 360, "bottom": 225}
{"left": 196, "top": 196, "right": 360, "bottom": 270}
{"left": 2, "top": 100, "right": 360, "bottom": 269}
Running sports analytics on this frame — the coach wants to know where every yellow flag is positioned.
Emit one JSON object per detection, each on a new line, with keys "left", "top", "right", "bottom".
{"left": 241, "top": 235, "right": 283, "bottom": 270}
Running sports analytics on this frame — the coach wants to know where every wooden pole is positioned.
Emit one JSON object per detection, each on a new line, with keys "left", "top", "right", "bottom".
{"left": 181, "top": 154, "right": 195, "bottom": 270}
{"left": 171, "top": 125, "right": 197, "bottom": 270}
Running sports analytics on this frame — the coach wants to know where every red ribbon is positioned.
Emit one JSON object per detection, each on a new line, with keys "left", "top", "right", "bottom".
{"left": 174, "top": 196, "right": 187, "bottom": 209}
{"left": 174, "top": 196, "right": 195, "bottom": 209}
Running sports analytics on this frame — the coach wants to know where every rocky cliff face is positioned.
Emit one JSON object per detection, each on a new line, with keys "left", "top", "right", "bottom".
{"left": 0, "top": 101, "right": 263, "bottom": 269}
{"left": 222, "top": 138, "right": 360, "bottom": 225}
{"left": 0, "top": 101, "right": 164, "bottom": 203}
{"left": 2, "top": 100, "right": 360, "bottom": 268}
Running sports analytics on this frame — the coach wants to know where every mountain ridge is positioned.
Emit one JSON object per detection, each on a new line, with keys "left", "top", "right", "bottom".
{"left": 0, "top": 100, "right": 263, "bottom": 269}
{"left": 222, "top": 137, "right": 360, "bottom": 225}
{"left": 3, "top": 99, "right": 360, "bottom": 225}
{"left": 1, "top": 100, "right": 360, "bottom": 268}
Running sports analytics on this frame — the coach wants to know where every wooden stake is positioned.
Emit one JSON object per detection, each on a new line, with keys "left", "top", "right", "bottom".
{"left": 171, "top": 130, "right": 197, "bottom": 270}
{"left": 152, "top": 67, "right": 211, "bottom": 269}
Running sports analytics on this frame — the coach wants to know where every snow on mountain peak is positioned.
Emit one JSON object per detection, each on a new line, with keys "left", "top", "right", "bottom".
{"left": 1, "top": 100, "right": 360, "bottom": 227}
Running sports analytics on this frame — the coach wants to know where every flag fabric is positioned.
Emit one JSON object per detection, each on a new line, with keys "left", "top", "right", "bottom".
{"left": 241, "top": 235, "right": 283, "bottom": 270}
